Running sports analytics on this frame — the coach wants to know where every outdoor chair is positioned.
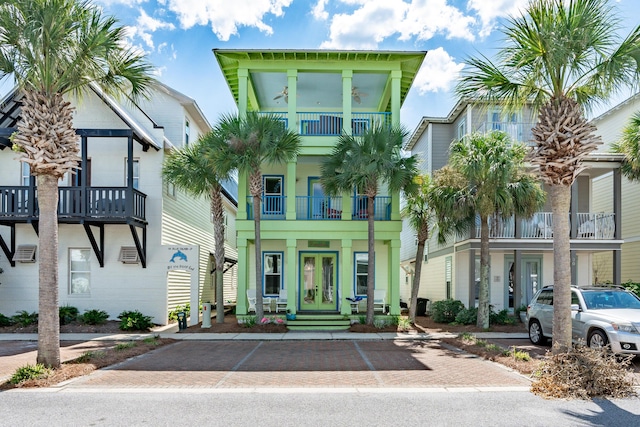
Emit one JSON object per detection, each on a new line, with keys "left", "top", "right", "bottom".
{"left": 373, "top": 289, "right": 386, "bottom": 313}
{"left": 275, "top": 288, "right": 288, "bottom": 313}
{"left": 247, "top": 289, "right": 271, "bottom": 313}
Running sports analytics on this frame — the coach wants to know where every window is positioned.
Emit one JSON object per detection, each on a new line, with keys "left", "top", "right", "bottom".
{"left": 223, "top": 211, "right": 229, "bottom": 241}
{"left": 185, "top": 119, "right": 190, "bottom": 146}
{"left": 263, "top": 252, "right": 282, "bottom": 296}
{"left": 354, "top": 252, "right": 373, "bottom": 296}
{"left": 263, "top": 176, "right": 283, "bottom": 214}
{"left": 125, "top": 158, "right": 140, "bottom": 189}
{"left": 165, "top": 181, "right": 176, "bottom": 198}
{"left": 69, "top": 248, "right": 91, "bottom": 295}
{"left": 445, "top": 256, "right": 452, "bottom": 299}
{"left": 457, "top": 118, "right": 466, "bottom": 140}
{"left": 20, "top": 162, "right": 30, "bottom": 186}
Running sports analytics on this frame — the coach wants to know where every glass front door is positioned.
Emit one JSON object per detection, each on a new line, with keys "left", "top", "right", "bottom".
{"left": 300, "top": 253, "right": 337, "bottom": 311}
{"left": 505, "top": 256, "right": 542, "bottom": 309}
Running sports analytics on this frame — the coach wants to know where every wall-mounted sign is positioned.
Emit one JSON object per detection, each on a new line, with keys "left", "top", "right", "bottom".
{"left": 163, "top": 245, "right": 198, "bottom": 272}
{"left": 308, "top": 240, "right": 330, "bottom": 248}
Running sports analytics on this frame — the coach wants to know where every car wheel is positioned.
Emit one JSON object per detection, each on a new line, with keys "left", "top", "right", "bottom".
{"left": 528, "top": 320, "right": 546, "bottom": 345}
{"left": 588, "top": 329, "right": 609, "bottom": 349}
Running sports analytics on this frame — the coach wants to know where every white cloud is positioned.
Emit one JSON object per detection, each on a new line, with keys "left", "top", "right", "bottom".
{"left": 96, "top": 0, "right": 148, "bottom": 5}
{"left": 320, "top": 0, "right": 476, "bottom": 50}
{"left": 130, "top": 8, "right": 175, "bottom": 50}
{"left": 163, "top": 0, "right": 293, "bottom": 41}
{"left": 413, "top": 47, "right": 464, "bottom": 94}
{"left": 312, "top": 0, "right": 329, "bottom": 20}
{"left": 467, "top": 0, "right": 529, "bottom": 37}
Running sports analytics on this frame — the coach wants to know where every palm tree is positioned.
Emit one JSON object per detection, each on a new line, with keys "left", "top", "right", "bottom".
{"left": 456, "top": 0, "right": 640, "bottom": 352}
{"left": 401, "top": 174, "right": 435, "bottom": 323}
{"left": 0, "top": 0, "right": 154, "bottom": 368}
{"left": 612, "top": 111, "right": 640, "bottom": 181}
{"left": 430, "top": 131, "right": 545, "bottom": 329}
{"left": 209, "top": 113, "right": 301, "bottom": 319}
{"left": 321, "top": 125, "right": 417, "bottom": 325}
{"left": 162, "top": 140, "right": 232, "bottom": 324}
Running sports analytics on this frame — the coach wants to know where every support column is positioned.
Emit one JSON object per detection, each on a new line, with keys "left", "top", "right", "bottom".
{"left": 238, "top": 68, "right": 249, "bottom": 118}
{"left": 341, "top": 190, "right": 352, "bottom": 221}
{"left": 342, "top": 70, "right": 353, "bottom": 135}
{"left": 390, "top": 194, "right": 400, "bottom": 221}
{"left": 286, "top": 239, "right": 297, "bottom": 313}
{"left": 469, "top": 249, "right": 476, "bottom": 307}
{"left": 389, "top": 239, "right": 401, "bottom": 315}
{"left": 236, "top": 238, "right": 249, "bottom": 314}
{"left": 287, "top": 70, "right": 297, "bottom": 132}
{"left": 391, "top": 70, "right": 402, "bottom": 127}
{"left": 514, "top": 250, "right": 522, "bottom": 308}
{"left": 341, "top": 239, "right": 353, "bottom": 315}
{"left": 571, "top": 250, "right": 577, "bottom": 286}
{"left": 570, "top": 182, "right": 578, "bottom": 239}
{"left": 237, "top": 171, "right": 248, "bottom": 220}
{"left": 286, "top": 160, "right": 296, "bottom": 220}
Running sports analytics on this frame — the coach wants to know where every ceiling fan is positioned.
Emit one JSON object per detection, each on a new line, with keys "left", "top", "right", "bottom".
{"left": 273, "top": 86, "right": 288, "bottom": 103}
{"left": 351, "top": 87, "right": 367, "bottom": 104}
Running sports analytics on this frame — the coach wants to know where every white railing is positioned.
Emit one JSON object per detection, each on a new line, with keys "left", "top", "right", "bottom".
{"left": 576, "top": 213, "right": 615, "bottom": 239}
{"left": 475, "top": 121, "right": 535, "bottom": 145}
{"left": 521, "top": 212, "right": 553, "bottom": 239}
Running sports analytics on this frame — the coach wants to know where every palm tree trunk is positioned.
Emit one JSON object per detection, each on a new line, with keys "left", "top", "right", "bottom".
{"left": 550, "top": 184, "right": 572, "bottom": 353}
{"left": 409, "top": 240, "right": 426, "bottom": 323}
{"left": 477, "top": 215, "right": 490, "bottom": 329}
{"left": 366, "top": 195, "right": 375, "bottom": 325}
{"left": 250, "top": 171, "right": 264, "bottom": 320}
{"left": 36, "top": 174, "right": 60, "bottom": 368}
{"left": 211, "top": 186, "right": 225, "bottom": 324}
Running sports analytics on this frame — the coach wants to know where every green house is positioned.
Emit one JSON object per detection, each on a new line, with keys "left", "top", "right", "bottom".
{"left": 214, "top": 49, "right": 426, "bottom": 318}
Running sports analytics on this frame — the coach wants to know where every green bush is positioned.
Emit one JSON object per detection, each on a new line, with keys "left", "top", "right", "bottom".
{"left": 0, "top": 312, "right": 14, "bottom": 327}
{"left": 454, "top": 307, "right": 478, "bottom": 325}
{"left": 118, "top": 310, "right": 154, "bottom": 331}
{"left": 10, "top": 364, "right": 50, "bottom": 384}
{"left": 168, "top": 303, "right": 190, "bottom": 322}
{"left": 59, "top": 305, "right": 79, "bottom": 325}
{"left": 621, "top": 280, "right": 640, "bottom": 297}
{"left": 490, "top": 308, "right": 517, "bottom": 325}
{"left": 79, "top": 309, "right": 109, "bottom": 325}
{"left": 12, "top": 310, "right": 38, "bottom": 327}
{"left": 430, "top": 299, "right": 465, "bottom": 323}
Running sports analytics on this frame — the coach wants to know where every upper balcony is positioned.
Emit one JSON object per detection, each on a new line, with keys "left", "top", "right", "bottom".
{"left": 475, "top": 121, "right": 535, "bottom": 145}
{"left": 471, "top": 212, "right": 616, "bottom": 240}
{"left": 261, "top": 111, "right": 392, "bottom": 137}
{"left": 0, "top": 186, "right": 147, "bottom": 225}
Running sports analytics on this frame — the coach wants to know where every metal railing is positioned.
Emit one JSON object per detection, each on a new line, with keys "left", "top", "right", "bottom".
{"left": 576, "top": 213, "right": 615, "bottom": 239}
{"left": 296, "top": 196, "right": 343, "bottom": 220}
{"left": 521, "top": 212, "right": 553, "bottom": 239}
{"left": 247, "top": 195, "right": 392, "bottom": 221}
{"left": 352, "top": 196, "right": 391, "bottom": 221}
{"left": 246, "top": 196, "right": 287, "bottom": 220}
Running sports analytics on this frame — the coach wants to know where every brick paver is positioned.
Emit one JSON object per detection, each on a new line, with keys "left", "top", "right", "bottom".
{"left": 63, "top": 340, "right": 531, "bottom": 389}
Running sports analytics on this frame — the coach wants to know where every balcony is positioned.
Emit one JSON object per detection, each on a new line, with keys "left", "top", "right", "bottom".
{"left": 0, "top": 186, "right": 147, "bottom": 224}
{"left": 258, "top": 112, "right": 391, "bottom": 136}
{"left": 473, "top": 212, "right": 615, "bottom": 240}
{"left": 475, "top": 121, "right": 535, "bottom": 145}
{"left": 246, "top": 195, "right": 392, "bottom": 221}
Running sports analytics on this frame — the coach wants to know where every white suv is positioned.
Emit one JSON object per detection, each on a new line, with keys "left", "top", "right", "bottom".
{"left": 527, "top": 285, "right": 640, "bottom": 354}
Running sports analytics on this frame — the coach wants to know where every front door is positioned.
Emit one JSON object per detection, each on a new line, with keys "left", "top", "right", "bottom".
{"left": 505, "top": 255, "right": 542, "bottom": 309}
{"left": 300, "top": 253, "right": 337, "bottom": 311}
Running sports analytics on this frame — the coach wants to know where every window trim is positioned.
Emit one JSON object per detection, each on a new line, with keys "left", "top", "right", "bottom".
{"left": 185, "top": 118, "right": 190, "bottom": 146}
{"left": 20, "top": 162, "right": 30, "bottom": 186}
{"left": 262, "top": 251, "right": 283, "bottom": 297}
{"left": 354, "top": 251, "right": 375, "bottom": 297}
{"left": 69, "top": 248, "right": 91, "bottom": 296}
{"left": 262, "top": 175, "right": 284, "bottom": 214}
{"left": 125, "top": 157, "right": 140, "bottom": 189}
{"left": 457, "top": 118, "right": 466, "bottom": 140}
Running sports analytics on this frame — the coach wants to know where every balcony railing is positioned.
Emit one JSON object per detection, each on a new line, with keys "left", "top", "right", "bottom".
{"left": 473, "top": 212, "right": 615, "bottom": 240}
{"left": 475, "top": 122, "right": 535, "bottom": 145}
{"left": 247, "top": 195, "right": 392, "bottom": 221}
{"left": 257, "top": 111, "right": 391, "bottom": 136}
{"left": 0, "top": 186, "right": 146, "bottom": 222}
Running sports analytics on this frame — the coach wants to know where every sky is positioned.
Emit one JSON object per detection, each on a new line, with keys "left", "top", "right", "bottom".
{"left": 12, "top": 0, "right": 640, "bottom": 133}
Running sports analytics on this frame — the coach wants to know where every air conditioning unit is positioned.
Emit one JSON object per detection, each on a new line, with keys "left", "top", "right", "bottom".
{"left": 13, "top": 245, "right": 36, "bottom": 263}
{"left": 118, "top": 246, "right": 140, "bottom": 264}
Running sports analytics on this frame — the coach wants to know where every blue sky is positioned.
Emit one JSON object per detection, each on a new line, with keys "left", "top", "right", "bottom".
{"left": 26, "top": 1, "right": 640, "bottom": 132}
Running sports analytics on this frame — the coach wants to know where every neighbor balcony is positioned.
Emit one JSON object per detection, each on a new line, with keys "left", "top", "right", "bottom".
{"left": 472, "top": 212, "right": 615, "bottom": 240}
{"left": 475, "top": 121, "right": 535, "bottom": 145}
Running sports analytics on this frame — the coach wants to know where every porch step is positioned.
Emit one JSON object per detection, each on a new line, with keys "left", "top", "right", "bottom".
{"left": 287, "top": 314, "right": 351, "bottom": 331}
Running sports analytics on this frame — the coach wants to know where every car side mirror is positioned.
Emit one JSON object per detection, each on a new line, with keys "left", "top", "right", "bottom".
{"left": 571, "top": 304, "right": 581, "bottom": 311}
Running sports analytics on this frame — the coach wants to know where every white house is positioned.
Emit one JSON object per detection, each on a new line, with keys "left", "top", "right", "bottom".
{"left": 0, "top": 82, "right": 238, "bottom": 325}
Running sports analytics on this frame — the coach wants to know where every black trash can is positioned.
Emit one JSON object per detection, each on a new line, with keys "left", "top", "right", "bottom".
{"left": 416, "top": 298, "right": 429, "bottom": 317}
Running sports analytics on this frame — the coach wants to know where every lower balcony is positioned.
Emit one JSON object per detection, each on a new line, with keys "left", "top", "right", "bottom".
{"left": 473, "top": 212, "right": 615, "bottom": 240}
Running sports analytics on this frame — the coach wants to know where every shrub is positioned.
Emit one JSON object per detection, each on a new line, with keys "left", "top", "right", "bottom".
{"left": 0, "top": 312, "right": 14, "bottom": 327}
{"left": 621, "top": 280, "right": 640, "bottom": 297}
{"left": 241, "top": 316, "right": 257, "bottom": 327}
{"left": 10, "top": 364, "right": 50, "bottom": 384}
{"left": 531, "top": 345, "right": 636, "bottom": 399}
{"left": 59, "top": 305, "right": 79, "bottom": 325}
{"left": 118, "top": 310, "right": 154, "bottom": 331}
{"left": 454, "top": 307, "right": 478, "bottom": 325}
{"left": 430, "top": 299, "right": 465, "bottom": 323}
{"left": 168, "top": 303, "right": 190, "bottom": 322}
{"left": 114, "top": 342, "right": 136, "bottom": 351}
{"left": 490, "top": 308, "right": 516, "bottom": 325}
{"left": 79, "top": 309, "right": 109, "bottom": 325}
{"left": 12, "top": 310, "right": 38, "bottom": 327}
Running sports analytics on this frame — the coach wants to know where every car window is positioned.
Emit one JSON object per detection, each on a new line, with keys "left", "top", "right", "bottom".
{"left": 571, "top": 291, "right": 581, "bottom": 307}
{"left": 582, "top": 290, "right": 640, "bottom": 309}
{"left": 536, "top": 290, "right": 553, "bottom": 306}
